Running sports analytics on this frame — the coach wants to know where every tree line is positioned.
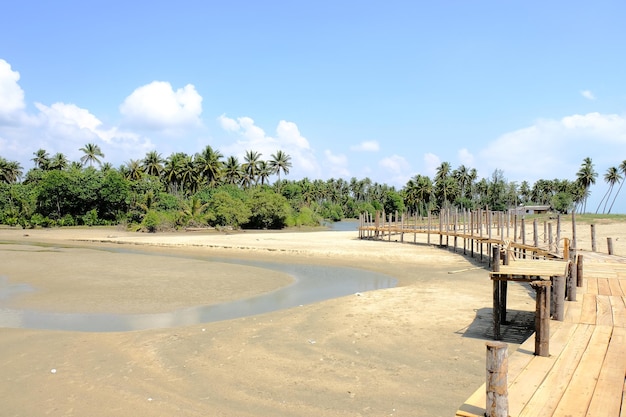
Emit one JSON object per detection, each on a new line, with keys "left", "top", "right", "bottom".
{"left": 0, "top": 143, "right": 622, "bottom": 230}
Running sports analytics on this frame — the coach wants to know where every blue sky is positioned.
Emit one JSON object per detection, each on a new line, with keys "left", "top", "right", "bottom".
{"left": 1, "top": 1, "right": 626, "bottom": 212}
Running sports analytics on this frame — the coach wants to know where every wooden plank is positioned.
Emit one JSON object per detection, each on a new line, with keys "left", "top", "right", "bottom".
{"left": 587, "top": 278, "right": 599, "bottom": 295}
{"left": 620, "top": 279, "right": 626, "bottom": 296}
{"left": 586, "top": 327, "right": 626, "bottom": 417}
{"left": 580, "top": 294, "right": 598, "bottom": 325}
{"left": 551, "top": 325, "right": 613, "bottom": 417}
{"left": 612, "top": 296, "right": 626, "bottom": 328}
{"left": 564, "top": 298, "right": 582, "bottom": 324}
{"left": 609, "top": 278, "right": 623, "bottom": 296}
{"left": 597, "top": 278, "right": 612, "bottom": 296}
{"left": 517, "top": 324, "right": 594, "bottom": 417}
{"left": 596, "top": 295, "right": 614, "bottom": 326}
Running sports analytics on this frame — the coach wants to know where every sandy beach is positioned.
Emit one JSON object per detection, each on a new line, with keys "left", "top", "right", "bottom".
{"left": 0, "top": 220, "right": 624, "bottom": 417}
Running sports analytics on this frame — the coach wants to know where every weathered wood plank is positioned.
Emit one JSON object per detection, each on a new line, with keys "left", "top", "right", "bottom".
{"left": 587, "top": 277, "right": 599, "bottom": 295}
{"left": 551, "top": 325, "right": 613, "bottom": 417}
{"left": 580, "top": 294, "right": 598, "bottom": 325}
{"left": 597, "top": 278, "right": 612, "bottom": 296}
{"left": 517, "top": 324, "right": 593, "bottom": 417}
{"left": 609, "top": 278, "right": 623, "bottom": 296}
{"left": 563, "top": 297, "right": 582, "bottom": 324}
{"left": 596, "top": 295, "right": 613, "bottom": 326}
{"left": 586, "top": 327, "right": 626, "bottom": 417}
{"left": 611, "top": 296, "right": 626, "bottom": 328}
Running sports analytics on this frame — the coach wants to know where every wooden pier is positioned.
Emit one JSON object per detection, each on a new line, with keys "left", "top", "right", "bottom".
{"left": 357, "top": 210, "right": 626, "bottom": 417}
{"left": 456, "top": 253, "right": 626, "bottom": 417}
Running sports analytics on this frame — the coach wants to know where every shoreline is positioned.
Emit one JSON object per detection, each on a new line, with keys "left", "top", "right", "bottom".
{"left": 0, "top": 223, "right": 618, "bottom": 416}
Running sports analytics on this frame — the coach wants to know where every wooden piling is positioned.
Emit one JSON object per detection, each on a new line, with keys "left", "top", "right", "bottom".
{"left": 485, "top": 341, "right": 509, "bottom": 417}
{"left": 577, "top": 254, "right": 583, "bottom": 287}
{"left": 531, "top": 281, "right": 551, "bottom": 357}
{"left": 567, "top": 249, "right": 577, "bottom": 301}
{"left": 553, "top": 275, "right": 565, "bottom": 321}
{"left": 591, "top": 224, "right": 597, "bottom": 252}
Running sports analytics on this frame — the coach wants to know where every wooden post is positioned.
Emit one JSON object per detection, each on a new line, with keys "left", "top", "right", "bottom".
{"left": 388, "top": 213, "right": 392, "bottom": 242}
{"left": 556, "top": 214, "right": 561, "bottom": 255}
{"left": 493, "top": 278, "right": 501, "bottom": 340}
{"left": 548, "top": 223, "right": 553, "bottom": 253}
{"left": 553, "top": 275, "right": 565, "bottom": 321}
{"left": 427, "top": 211, "right": 431, "bottom": 245}
{"left": 492, "top": 246, "right": 500, "bottom": 272}
{"left": 543, "top": 221, "right": 547, "bottom": 243}
{"left": 563, "top": 238, "right": 570, "bottom": 261}
{"left": 571, "top": 210, "right": 577, "bottom": 250}
{"left": 607, "top": 237, "right": 614, "bottom": 255}
{"left": 577, "top": 254, "right": 584, "bottom": 287}
{"left": 400, "top": 212, "right": 405, "bottom": 243}
{"left": 485, "top": 341, "right": 509, "bottom": 417}
{"left": 439, "top": 211, "right": 443, "bottom": 247}
{"left": 533, "top": 219, "right": 539, "bottom": 249}
{"left": 531, "top": 281, "right": 551, "bottom": 357}
{"left": 568, "top": 253, "right": 577, "bottom": 302}
{"left": 591, "top": 224, "right": 597, "bottom": 252}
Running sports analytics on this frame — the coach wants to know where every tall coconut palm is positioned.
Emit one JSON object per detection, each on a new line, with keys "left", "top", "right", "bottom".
{"left": 608, "top": 160, "right": 626, "bottom": 214}
{"left": 49, "top": 153, "right": 69, "bottom": 170}
{"left": 124, "top": 160, "right": 144, "bottom": 181}
{"left": 257, "top": 160, "right": 272, "bottom": 186}
{"left": 595, "top": 166, "right": 622, "bottom": 214}
{"left": 223, "top": 156, "right": 242, "bottom": 185}
{"left": 0, "top": 157, "right": 23, "bottom": 184}
{"left": 142, "top": 151, "right": 164, "bottom": 178}
{"left": 575, "top": 157, "right": 597, "bottom": 213}
{"left": 195, "top": 145, "right": 223, "bottom": 187}
{"left": 269, "top": 150, "right": 292, "bottom": 184}
{"left": 242, "top": 150, "right": 262, "bottom": 186}
{"left": 32, "top": 149, "right": 50, "bottom": 170}
{"left": 79, "top": 143, "right": 105, "bottom": 167}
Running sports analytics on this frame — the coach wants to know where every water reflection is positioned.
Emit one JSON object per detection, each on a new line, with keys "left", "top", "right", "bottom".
{"left": 0, "top": 258, "right": 396, "bottom": 332}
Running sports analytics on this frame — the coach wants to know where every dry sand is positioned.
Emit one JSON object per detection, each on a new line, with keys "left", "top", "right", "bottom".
{"left": 0, "top": 220, "right": 624, "bottom": 417}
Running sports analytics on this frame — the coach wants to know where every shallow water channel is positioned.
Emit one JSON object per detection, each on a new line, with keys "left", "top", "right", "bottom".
{"left": 0, "top": 247, "right": 396, "bottom": 332}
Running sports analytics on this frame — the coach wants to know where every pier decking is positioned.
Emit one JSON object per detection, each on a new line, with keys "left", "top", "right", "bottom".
{"left": 456, "top": 254, "right": 626, "bottom": 417}
{"left": 357, "top": 211, "right": 626, "bottom": 417}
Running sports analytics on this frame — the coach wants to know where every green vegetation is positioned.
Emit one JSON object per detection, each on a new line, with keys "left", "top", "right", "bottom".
{"left": 0, "top": 146, "right": 624, "bottom": 231}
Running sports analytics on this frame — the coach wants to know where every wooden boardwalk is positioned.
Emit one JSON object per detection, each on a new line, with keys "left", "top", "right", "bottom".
{"left": 456, "top": 253, "right": 626, "bottom": 417}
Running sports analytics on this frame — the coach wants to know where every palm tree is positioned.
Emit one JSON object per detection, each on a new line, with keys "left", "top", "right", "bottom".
{"left": 269, "top": 150, "right": 292, "bottom": 184}
{"left": 608, "top": 160, "right": 626, "bottom": 214}
{"left": 142, "top": 151, "right": 164, "bottom": 177}
{"left": 124, "top": 160, "right": 144, "bottom": 181}
{"left": 79, "top": 143, "right": 105, "bottom": 167}
{"left": 242, "top": 150, "right": 262, "bottom": 186}
{"left": 0, "top": 157, "right": 23, "bottom": 184}
{"left": 575, "top": 157, "right": 597, "bottom": 213}
{"left": 595, "top": 166, "right": 621, "bottom": 214}
{"left": 434, "top": 161, "right": 452, "bottom": 208}
{"left": 223, "top": 156, "right": 242, "bottom": 185}
{"left": 257, "top": 160, "right": 272, "bottom": 186}
{"left": 49, "top": 153, "right": 69, "bottom": 170}
{"left": 195, "top": 145, "right": 223, "bottom": 187}
{"left": 163, "top": 152, "right": 187, "bottom": 194}
{"left": 32, "top": 149, "right": 50, "bottom": 170}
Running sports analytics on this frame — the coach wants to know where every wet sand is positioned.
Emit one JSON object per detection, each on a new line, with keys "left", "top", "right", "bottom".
{"left": 0, "top": 221, "right": 623, "bottom": 416}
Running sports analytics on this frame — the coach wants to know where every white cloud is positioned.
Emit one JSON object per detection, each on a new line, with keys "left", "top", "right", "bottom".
{"left": 219, "top": 115, "right": 320, "bottom": 178}
{"left": 423, "top": 152, "right": 440, "bottom": 177}
{"left": 457, "top": 148, "right": 474, "bottom": 167}
{"left": 120, "top": 81, "right": 202, "bottom": 131}
{"left": 478, "top": 112, "right": 626, "bottom": 183}
{"left": 379, "top": 154, "right": 411, "bottom": 185}
{"left": 350, "top": 140, "right": 380, "bottom": 152}
{"left": 581, "top": 90, "right": 596, "bottom": 100}
{"left": 0, "top": 59, "right": 26, "bottom": 120}
{"left": 324, "top": 149, "right": 350, "bottom": 177}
